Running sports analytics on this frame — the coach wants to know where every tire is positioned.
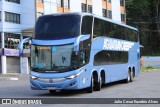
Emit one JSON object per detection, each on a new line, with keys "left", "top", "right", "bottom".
{"left": 86, "top": 75, "right": 94, "bottom": 93}
{"left": 95, "top": 76, "right": 102, "bottom": 91}
{"left": 124, "top": 70, "right": 131, "bottom": 83}
{"left": 49, "top": 90, "right": 56, "bottom": 94}
{"left": 130, "top": 70, "right": 134, "bottom": 82}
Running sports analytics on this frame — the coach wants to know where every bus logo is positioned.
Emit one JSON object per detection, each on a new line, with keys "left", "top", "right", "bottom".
{"left": 103, "top": 38, "right": 134, "bottom": 51}
{"left": 49, "top": 79, "right": 53, "bottom": 83}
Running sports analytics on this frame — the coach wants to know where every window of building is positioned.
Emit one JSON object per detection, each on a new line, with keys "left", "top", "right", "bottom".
{"left": 108, "top": 0, "right": 111, "bottom": 3}
{"left": 37, "top": 12, "right": 43, "bottom": 18}
{"left": 4, "top": 33, "right": 20, "bottom": 49}
{"left": 121, "top": 14, "right": 125, "bottom": 22}
{"left": 88, "top": 5, "right": 92, "bottom": 13}
{"left": 57, "top": 0, "right": 64, "bottom": 7}
{"left": 102, "top": 9, "right": 107, "bottom": 17}
{"left": 5, "top": 0, "right": 20, "bottom": 4}
{"left": 65, "top": 0, "right": 70, "bottom": 9}
{"left": 5, "top": 12, "right": 20, "bottom": 24}
{"left": 108, "top": 10, "right": 112, "bottom": 19}
{"left": 120, "top": 0, "right": 124, "bottom": 6}
{"left": 81, "top": 3, "right": 87, "bottom": 12}
{"left": 37, "top": 0, "right": 43, "bottom": 3}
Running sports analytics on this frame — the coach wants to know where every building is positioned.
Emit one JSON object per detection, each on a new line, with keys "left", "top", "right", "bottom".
{"left": 35, "top": 0, "right": 126, "bottom": 23}
{"left": 0, "top": 0, "right": 126, "bottom": 74}
{"left": 0, "top": 0, "right": 35, "bottom": 74}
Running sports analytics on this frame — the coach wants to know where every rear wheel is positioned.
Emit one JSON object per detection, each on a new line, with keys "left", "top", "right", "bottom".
{"left": 95, "top": 76, "right": 102, "bottom": 91}
{"left": 124, "top": 70, "right": 131, "bottom": 83}
{"left": 130, "top": 70, "right": 134, "bottom": 82}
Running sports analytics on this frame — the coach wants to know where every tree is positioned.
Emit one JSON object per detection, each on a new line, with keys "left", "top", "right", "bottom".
{"left": 126, "top": 0, "right": 160, "bottom": 56}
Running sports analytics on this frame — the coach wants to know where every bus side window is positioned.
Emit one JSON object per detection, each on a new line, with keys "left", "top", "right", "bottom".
{"left": 79, "top": 37, "right": 91, "bottom": 66}
{"left": 81, "top": 16, "right": 93, "bottom": 35}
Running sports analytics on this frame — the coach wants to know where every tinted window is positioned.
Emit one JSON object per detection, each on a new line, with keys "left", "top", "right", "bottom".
{"left": 93, "top": 18, "right": 106, "bottom": 37}
{"left": 79, "top": 37, "right": 91, "bottom": 66}
{"left": 81, "top": 16, "right": 93, "bottom": 35}
{"left": 34, "top": 15, "right": 81, "bottom": 40}
{"left": 93, "top": 17, "right": 138, "bottom": 42}
{"left": 94, "top": 50, "right": 128, "bottom": 66}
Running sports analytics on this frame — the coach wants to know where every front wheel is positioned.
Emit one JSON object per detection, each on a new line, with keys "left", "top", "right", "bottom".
{"left": 49, "top": 90, "right": 56, "bottom": 94}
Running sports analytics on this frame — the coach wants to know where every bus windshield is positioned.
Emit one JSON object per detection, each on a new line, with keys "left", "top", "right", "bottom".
{"left": 31, "top": 44, "right": 79, "bottom": 72}
{"left": 34, "top": 15, "right": 81, "bottom": 40}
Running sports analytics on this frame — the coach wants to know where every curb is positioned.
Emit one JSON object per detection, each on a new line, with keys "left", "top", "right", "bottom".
{"left": 0, "top": 77, "right": 19, "bottom": 81}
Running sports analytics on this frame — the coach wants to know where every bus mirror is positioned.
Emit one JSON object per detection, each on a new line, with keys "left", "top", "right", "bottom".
{"left": 93, "top": 35, "right": 97, "bottom": 38}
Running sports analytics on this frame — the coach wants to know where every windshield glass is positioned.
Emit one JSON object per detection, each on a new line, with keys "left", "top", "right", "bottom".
{"left": 34, "top": 14, "right": 81, "bottom": 40}
{"left": 31, "top": 44, "right": 79, "bottom": 72}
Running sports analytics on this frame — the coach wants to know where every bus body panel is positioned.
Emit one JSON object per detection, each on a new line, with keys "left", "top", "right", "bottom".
{"left": 27, "top": 13, "right": 140, "bottom": 91}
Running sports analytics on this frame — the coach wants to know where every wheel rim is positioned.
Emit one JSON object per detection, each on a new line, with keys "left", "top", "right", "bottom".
{"left": 128, "top": 71, "right": 130, "bottom": 82}
{"left": 131, "top": 71, "right": 134, "bottom": 81}
{"left": 92, "top": 76, "right": 94, "bottom": 90}
{"left": 100, "top": 76, "right": 102, "bottom": 86}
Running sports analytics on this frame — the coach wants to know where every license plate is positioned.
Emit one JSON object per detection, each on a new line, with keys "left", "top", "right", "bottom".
{"left": 47, "top": 87, "right": 56, "bottom": 90}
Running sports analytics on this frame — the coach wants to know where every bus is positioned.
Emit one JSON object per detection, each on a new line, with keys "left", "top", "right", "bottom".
{"left": 19, "top": 12, "right": 140, "bottom": 93}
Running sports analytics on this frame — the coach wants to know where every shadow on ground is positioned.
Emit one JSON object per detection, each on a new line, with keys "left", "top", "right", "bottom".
{"left": 34, "top": 80, "right": 131, "bottom": 97}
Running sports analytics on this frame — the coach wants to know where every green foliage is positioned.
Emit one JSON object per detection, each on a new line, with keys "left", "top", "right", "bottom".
{"left": 141, "top": 66, "right": 160, "bottom": 72}
{"left": 126, "top": 0, "right": 151, "bottom": 23}
{"left": 126, "top": 0, "right": 160, "bottom": 56}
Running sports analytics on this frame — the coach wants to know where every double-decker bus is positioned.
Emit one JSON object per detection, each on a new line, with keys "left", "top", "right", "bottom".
{"left": 19, "top": 12, "right": 140, "bottom": 93}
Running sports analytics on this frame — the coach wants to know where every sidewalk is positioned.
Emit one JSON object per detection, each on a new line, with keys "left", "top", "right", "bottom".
{"left": 0, "top": 73, "right": 19, "bottom": 81}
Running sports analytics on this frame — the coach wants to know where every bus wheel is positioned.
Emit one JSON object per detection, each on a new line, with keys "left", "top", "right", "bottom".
{"left": 130, "top": 71, "right": 134, "bottom": 82}
{"left": 86, "top": 75, "right": 94, "bottom": 93}
{"left": 95, "top": 76, "right": 101, "bottom": 91}
{"left": 49, "top": 90, "right": 56, "bottom": 94}
{"left": 124, "top": 70, "right": 131, "bottom": 83}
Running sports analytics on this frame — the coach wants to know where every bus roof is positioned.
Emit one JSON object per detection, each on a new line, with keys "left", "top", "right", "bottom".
{"left": 39, "top": 12, "right": 138, "bottom": 31}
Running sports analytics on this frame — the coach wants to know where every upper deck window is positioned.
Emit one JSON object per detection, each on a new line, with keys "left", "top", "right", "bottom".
{"left": 34, "top": 14, "right": 81, "bottom": 40}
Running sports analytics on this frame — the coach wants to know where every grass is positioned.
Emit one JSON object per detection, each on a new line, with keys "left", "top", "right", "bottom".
{"left": 140, "top": 66, "right": 160, "bottom": 72}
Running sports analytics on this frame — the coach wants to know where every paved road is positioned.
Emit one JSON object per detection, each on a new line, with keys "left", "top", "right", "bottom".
{"left": 0, "top": 70, "right": 160, "bottom": 107}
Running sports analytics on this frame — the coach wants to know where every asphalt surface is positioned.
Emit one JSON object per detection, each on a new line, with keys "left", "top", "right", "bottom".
{"left": 0, "top": 70, "right": 160, "bottom": 107}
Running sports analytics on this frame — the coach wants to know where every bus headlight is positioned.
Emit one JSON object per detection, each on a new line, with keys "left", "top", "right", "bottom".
{"left": 66, "top": 70, "right": 84, "bottom": 79}
{"left": 30, "top": 75, "right": 38, "bottom": 80}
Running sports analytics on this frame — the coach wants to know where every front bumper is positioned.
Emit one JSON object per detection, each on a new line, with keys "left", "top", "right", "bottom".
{"left": 30, "top": 77, "right": 79, "bottom": 90}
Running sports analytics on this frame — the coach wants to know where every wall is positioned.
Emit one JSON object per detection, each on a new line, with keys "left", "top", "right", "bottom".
{"left": 2, "top": 0, "right": 35, "bottom": 33}
{"left": 92, "top": 0, "right": 102, "bottom": 16}
{"left": 7, "top": 57, "right": 20, "bottom": 73}
{"left": 112, "top": 0, "right": 121, "bottom": 23}
{"left": 142, "top": 56, "right": 160, "bottom": 67}
{"left": 44, "top": 0, "right": 57, "bottom": 14}
{"left": 70, "top": 0, "right": 81, "bottom": 12}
